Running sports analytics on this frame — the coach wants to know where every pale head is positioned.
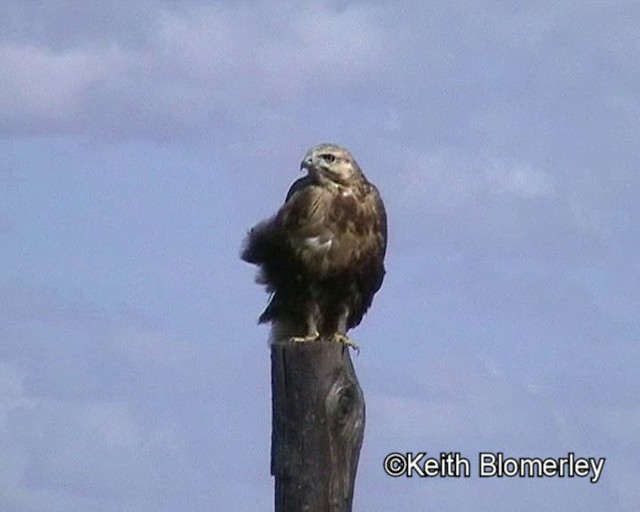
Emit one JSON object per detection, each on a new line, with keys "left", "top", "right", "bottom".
{"left": 300, "top": 143, "right": 364, "bottom": 185}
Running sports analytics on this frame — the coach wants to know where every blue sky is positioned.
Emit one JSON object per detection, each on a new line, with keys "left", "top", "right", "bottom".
{"left": 1, "top": 1, "right": 638, "bottom": 510}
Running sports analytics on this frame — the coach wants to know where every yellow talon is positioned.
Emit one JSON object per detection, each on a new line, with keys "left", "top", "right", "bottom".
{"left": 331, "top": 333, "right": 359, "bottom": 351}
{"left": 290, "top": 330, "right": 320, "bottom": 343}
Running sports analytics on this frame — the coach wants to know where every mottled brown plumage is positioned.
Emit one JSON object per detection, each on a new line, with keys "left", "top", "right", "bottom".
{"left": 241, "top": 143, "right": 387, "bottom": 345}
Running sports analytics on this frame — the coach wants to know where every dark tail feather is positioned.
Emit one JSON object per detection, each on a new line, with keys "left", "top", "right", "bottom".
{"left": 258, "top": 295, "right": 279, "bottom": 324}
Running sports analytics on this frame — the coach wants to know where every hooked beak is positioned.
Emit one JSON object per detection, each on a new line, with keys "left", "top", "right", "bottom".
{"left": 300, "top": 155, "right": 313, "bottom": 172}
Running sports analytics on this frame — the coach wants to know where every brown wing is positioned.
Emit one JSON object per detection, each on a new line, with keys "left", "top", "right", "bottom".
{"left": 241, "top": 178, "right": 334, "bottom": 323}
{"left": 366, "top": 182, "right": 387, "bottom": 293}
{"left": 240, "top": 177, "right": 322, "bottom": 267}
{"left": 332, "top": 181, "right": 387, "bottom": 328}
{"left": 277, "top": 183, "right": 338, "bottom": 276}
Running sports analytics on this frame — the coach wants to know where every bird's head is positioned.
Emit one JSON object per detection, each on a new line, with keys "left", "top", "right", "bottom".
{"left": 300, "top": 143, "right": 363, "bottom": 186}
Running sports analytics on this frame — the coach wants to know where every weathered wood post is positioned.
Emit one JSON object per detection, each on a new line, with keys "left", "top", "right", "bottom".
{"left": 270, "top": 339, "right": 365, "bottom": 512}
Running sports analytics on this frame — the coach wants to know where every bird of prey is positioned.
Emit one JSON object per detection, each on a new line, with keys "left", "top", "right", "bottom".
{"left": 241, "top": 143, "right": 387, "bottom": 347}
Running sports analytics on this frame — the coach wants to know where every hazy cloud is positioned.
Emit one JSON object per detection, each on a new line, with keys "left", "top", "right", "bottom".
{"left": 0, "top": 2, "right": 389, "bottom": 140}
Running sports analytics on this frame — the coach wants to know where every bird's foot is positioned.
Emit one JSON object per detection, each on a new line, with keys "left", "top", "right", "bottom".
{"left": 289, "top": 330, "right": 320, "bottom": 343}
{"left": 330, "top": 332, "right": 360, "bottom": 352}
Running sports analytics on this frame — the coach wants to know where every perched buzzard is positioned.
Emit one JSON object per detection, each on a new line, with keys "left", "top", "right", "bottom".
{"left": 241, "top": 143, "right": 387, "bottom": 347}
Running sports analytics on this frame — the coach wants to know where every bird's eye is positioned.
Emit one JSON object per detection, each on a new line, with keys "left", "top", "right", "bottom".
{"left": 321, "top": 154, "right": 336, "bottom": 163}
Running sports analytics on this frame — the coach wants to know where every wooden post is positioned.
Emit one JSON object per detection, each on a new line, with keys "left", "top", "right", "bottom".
{"left": 270, "top": 339, "right": 365, "bottom": 512}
